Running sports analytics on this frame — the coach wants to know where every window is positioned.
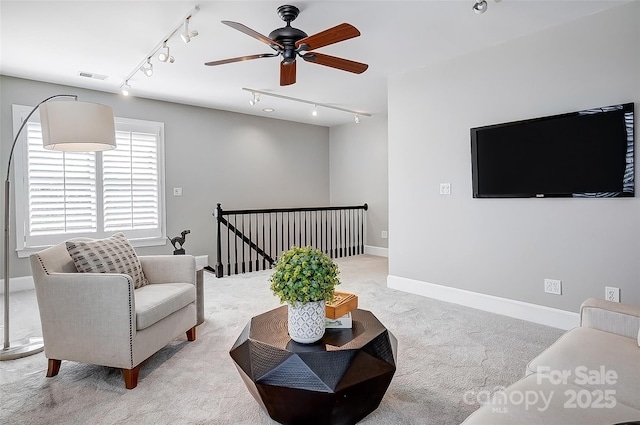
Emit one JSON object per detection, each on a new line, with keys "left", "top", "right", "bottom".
{"left": 12, "top": 105, "right": 166, "bottom": 257}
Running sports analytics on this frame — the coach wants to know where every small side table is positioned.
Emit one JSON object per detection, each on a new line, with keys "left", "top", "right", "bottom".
{"left": 230, "top": 306, "right": 397, "bottom": 425}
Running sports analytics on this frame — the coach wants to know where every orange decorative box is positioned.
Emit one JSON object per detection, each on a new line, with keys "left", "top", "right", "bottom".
{"left": 326, "top": 291, "right": 358, "bottom": 319}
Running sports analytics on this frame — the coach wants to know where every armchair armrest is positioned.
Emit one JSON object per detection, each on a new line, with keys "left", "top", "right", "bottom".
{"left": 580, "top": 297, "right": 640, "bottom": 340}
{"left": 139, "top": 255, "right": 195, "bottom": 285}
{"left": 34, "top": 272, "right": 136, "bottom": 369}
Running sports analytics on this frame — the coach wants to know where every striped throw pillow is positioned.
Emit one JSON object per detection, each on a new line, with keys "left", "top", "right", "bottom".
{"left": 66, "top": 233, "right": 149, "bottom": 289}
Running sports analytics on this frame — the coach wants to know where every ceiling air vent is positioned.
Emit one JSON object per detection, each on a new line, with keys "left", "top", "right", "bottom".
{"left": 78, "top": 71, "right": 108, "bottom": 80}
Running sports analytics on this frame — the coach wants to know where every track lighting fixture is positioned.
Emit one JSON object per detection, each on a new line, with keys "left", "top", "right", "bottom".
{"left": 249, "top": 92, "right": 260, "bottom": 106}
{"left": 242, "top": 87, "right": 371, "bottom": 123}
{"left": 140, "top": 58, "right": 153, "bottom": 77}
{"left": 119, "top": 6, "right": 199, "bottom": 97}
{"left": 158, "top": 42, "right": 175, "bottom": 63}
{"left": 180, "top": 18, "right": 199, "bottom": 43}
{"left": 472, "top": 0, "right": 488, "bottom": 14}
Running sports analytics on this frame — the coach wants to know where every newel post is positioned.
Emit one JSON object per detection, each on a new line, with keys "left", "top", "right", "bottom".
{"left": 214, "top": 203, "right": 223, "bottom": 278}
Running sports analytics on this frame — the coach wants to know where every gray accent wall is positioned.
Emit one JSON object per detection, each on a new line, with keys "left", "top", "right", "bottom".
{"left": 330, "top": 115, "right": 388, "bottom": 250}
{"left": 388, "top": 2, "right": 640, "bottom": 311}
{"left": 1, "top": 76, "right": 330, "bottom": 278}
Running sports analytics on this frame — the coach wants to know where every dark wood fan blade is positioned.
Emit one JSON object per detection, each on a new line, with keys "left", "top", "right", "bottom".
{"left": 222, "top": 21, "right": 284, "bottom": 49}
{"left": 302, "top": 52, "right": 368, "bottom": 74}
{"left": 295, "top": 23, "right": 360, "bottom": 51}
{"left": 205, "top": 53, "right": 277, "bottom": 66}
{"left": 280, "top": 61, "right": 296, "bottom": 86}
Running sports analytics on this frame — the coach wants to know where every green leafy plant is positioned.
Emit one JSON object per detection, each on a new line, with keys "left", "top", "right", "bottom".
{"left": 270, "top": 246, "right": 340, "bottom": 305}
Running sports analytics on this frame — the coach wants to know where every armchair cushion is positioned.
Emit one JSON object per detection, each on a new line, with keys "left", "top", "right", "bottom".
{"left": 66, "top": 232, "right": 149, "bottom": 288}
{"left": 135, "top": 283, "right": 196, "bottom": 330}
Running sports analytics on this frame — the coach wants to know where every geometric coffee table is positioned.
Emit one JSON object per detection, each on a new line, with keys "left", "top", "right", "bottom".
{"left": 229, "top": 306, "right": 397, "bottom": 425}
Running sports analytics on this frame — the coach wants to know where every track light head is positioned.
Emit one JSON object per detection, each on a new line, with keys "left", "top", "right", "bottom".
{"left": 473, "top": 0, "right": 488, "bottom": 14}
{"left": 249, "top": 92, "right": 260, "bottom": 106}
{"left": 354, "top": 114, "right": 360, "bottom": 124}
{"left": 180, "top": 18, "right": 199, "bottom": 43}
{"left": 158, "top": 42, "right": 175, "bottom": 63}
{"left": 312, "top": 105, "right": 318, "bottom": 117}
{"left": 121, "top": 82, "right": 131, "bottom": 96}
{"left": 140, "top": 59, "right": 153, "bottom": 77}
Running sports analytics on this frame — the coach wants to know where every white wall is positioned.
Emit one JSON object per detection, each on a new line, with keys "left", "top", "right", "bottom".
{"left": 388, "top": 2, "right": 640, "bottom": 313}
{"left": 1, "top": 76, "right": 330, "bottom": 278}
{"left": 330, "top": 115, "right": 388, "bottom": 253}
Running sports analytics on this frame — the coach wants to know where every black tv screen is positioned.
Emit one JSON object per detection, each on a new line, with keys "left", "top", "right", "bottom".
{"left": 471, "top": 103, "right": 635, "bottom": 198}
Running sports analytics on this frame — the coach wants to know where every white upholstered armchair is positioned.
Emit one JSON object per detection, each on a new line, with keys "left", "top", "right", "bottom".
{"left": 29, "top": 238, "right": 198, "bottom": 389}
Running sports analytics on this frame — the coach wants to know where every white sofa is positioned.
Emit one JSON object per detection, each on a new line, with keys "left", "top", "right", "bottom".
{"left": 30, "top": 241, "right": 198, "bottom": 389}
{"left": 462, "top": 298, "right": 640, "bottom": 425}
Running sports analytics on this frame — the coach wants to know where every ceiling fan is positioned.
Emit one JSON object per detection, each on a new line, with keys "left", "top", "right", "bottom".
{"left": 204, "top": 4, "right": 368, "bottom": 86}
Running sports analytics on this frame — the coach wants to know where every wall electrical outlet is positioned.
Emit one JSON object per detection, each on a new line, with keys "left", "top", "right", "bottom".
{"left": 173, "top": 187, "right": 183, "bottom": 196}
{"left": 381, "top": 230, "right": 388, "bottom": 239}
{"left": 605, "top": 286, "right": 620, "bottom": 302}
{"left": 544, "top": 278, "right": 562, "bottom": 295}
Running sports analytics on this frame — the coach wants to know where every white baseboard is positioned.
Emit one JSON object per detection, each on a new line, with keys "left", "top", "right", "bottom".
{"left": 387, "top": 274, "right": 579, "bottom": 330}
{"left": 365, "top": 245, "right": 388, "bottom": 257}
{"left": 0, "top": 276, "right": 35, "bottom": 294}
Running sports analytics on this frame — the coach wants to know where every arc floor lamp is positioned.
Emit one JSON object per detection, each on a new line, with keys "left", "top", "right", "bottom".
{"left": 1, "top": 94, "right": 116, "bottom": 360}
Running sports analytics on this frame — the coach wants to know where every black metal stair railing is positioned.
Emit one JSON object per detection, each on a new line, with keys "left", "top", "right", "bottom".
{"left": 213, "top": 203, "right": 368, "bottom": 278}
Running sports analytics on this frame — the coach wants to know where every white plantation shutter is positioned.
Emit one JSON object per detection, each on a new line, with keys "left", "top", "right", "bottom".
{"left": 25, "top": 123, "right": 97, "bottom": 245}
{"left": 13, "top": 105, "right": 165, "bottom": 255}
{"left": 103, "top": 129, "right": 160, "bottom": 234}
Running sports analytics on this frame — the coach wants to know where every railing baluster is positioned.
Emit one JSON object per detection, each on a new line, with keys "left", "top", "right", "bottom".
{"left": 227, "top": 211, "right": 231, "bottom": 275}
{"left": 234, "top": 215, "right": 238, "bottom": 275}
{"left": 338, "top": 210, "right": 343, "bottom": 258}
{"left": 248, "top": 214, "right": 252, "bottom": 272}
{"left": 349, "top": 209, "right": 354, "bottom": 256}
{"left": 256, "top": 213, "right": 267, "bottom": 270}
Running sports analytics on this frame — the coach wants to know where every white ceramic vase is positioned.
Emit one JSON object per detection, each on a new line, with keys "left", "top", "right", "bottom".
{"left": 287, "top": 300, "right": 326, "bottom": 344}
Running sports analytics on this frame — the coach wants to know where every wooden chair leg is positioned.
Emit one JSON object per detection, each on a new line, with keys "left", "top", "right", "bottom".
{"left": 46, "top": 359, "right": 61, "bottom": 377}
{"left": 122, "top": 366, "right": 140, "bottom": 389}
{"left": 186, "top": 326, "right": 196, "bottom": 341}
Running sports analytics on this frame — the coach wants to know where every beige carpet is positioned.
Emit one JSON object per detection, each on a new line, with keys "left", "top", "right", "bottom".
{"left": 1, "top": 255, "right": 563, "bottom": 425}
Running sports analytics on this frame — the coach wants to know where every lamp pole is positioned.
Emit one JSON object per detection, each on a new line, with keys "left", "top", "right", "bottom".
{"left": 1, "top": 94, "right": 77, "bottom": 360}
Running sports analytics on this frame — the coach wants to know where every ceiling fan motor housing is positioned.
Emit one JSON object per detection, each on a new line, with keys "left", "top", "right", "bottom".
{"left": 270, "top": 4, "right": 308, "bottom": 64}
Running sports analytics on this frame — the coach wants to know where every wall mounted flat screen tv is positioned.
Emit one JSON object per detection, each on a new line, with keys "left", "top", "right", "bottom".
{"left": 471, "top": 103, "right": 635, "bottom": 198}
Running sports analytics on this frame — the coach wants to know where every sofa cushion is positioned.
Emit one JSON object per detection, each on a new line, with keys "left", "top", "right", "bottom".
{"left": 135, "top": 283, "right": 196, "bottom": 330}
{"left": 66, "top": 232, "right": 149, "bottom": 289}
{"left": 461, "top": 373, "right": 640, "bottom": 425}
{"left": 526, "top": 327, "right": 640, "bottom": 410}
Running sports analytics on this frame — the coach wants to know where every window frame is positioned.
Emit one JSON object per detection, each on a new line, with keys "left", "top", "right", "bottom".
{"left": 12, "top": 104, "right": 167, "bottom": 258}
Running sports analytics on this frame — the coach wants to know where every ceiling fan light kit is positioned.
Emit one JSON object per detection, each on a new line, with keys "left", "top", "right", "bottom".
{"left": 205, "top": 4, "right": 369, "bottom": 86}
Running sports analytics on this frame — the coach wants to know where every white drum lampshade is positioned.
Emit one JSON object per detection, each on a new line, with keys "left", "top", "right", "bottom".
{"left": 40, "top": 101, "right": 116, "bottom": 151}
